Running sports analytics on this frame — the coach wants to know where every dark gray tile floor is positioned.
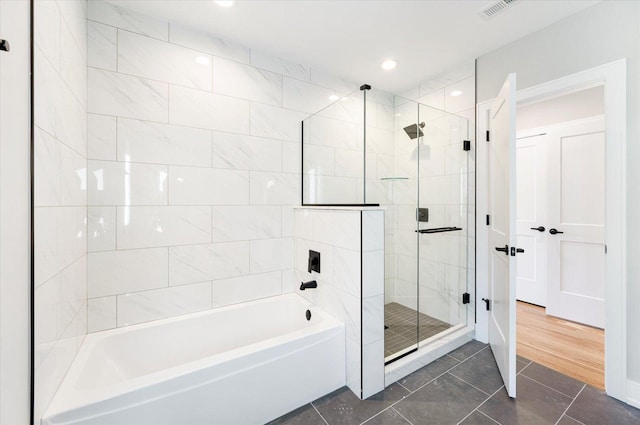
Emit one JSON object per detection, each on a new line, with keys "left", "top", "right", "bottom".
{"left": 268, "top": 341, "right": 640, "bottom": 425}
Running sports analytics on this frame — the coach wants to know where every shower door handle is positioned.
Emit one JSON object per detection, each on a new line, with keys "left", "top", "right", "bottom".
{"left": 481, "top": 298, "right": 491, "bottom": 311}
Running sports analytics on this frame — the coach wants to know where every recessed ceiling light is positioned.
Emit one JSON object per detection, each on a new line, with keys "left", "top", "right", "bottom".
{"left": 450, "top": 90, "right": 463, "bottom": 97}
{"left": 328, "top": 94, "right": 340, "bottom": 101}
{"left": 381, "top": 59, "right": 397, "bottom": 70}
{"left": 214, "top": 0, "right": 235, "bottom": 7}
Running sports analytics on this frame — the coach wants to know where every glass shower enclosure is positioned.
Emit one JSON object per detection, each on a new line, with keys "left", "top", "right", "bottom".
{"left": 302, "top": 85, "right": 472, "bottom": 364}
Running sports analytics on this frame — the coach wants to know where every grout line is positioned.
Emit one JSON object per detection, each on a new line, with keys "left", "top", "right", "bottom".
{"left": 553, "top": 384, "right": 586, "bottom": 425}
{"left": 455, "top": 385, "right": 504, "bottom": 425}
{"left": 396, "top": 381, "right": 411, "bottom": 393}
{"left": 517, "top": 359, "right": 533, "bottom": 375}
{"left": 563, "top": 413, "right": 587, "bottom": 425}
{"left": 392, "top": 407, "right": 415, "bottom": 425}
{"left": 310, "top": 402, "right": 330, "bottom": 425}
{"left": 519, "top": 374, "right": 579, "bottom": 400}
{"left": 447, "top": 372, "right": 492, "bottom": 397}
{"left": 476, "top": 410, "right": 501, "bottom": 425}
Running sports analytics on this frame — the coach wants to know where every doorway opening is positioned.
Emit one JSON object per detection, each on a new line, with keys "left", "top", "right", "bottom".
{"left": 475, "top": 58, "right": 627, "bottom": 402}
{"left": 515, "top": 86, "right": 605, "bottom": 389}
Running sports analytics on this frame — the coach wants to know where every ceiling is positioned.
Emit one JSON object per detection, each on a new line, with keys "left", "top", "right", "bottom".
{"left": 108, "top": 0, "right": 599, "bottom": 94}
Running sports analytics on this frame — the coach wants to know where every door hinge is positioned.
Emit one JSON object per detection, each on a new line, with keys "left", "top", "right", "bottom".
{"left": 605, "top": 245, "right": 607, "bottom": 254}
{"left": 486, "top": 130, "right": 490, "bottom": 142}
{"left": 463, "top": 140, "right": 471, "bottom": 151}
{"left": 486, "top": 215, "right": 490, "bottom": 226}
{"left": 462, "top": 293, "right": 470, "bottom": 304}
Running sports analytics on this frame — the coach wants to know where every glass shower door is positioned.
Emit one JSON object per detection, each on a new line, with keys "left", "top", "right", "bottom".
{"left": 416, "top": 104, "right": 470, "bottom": 343}
{"left": 376, "top": 94, "right": 471, "bottom": 364}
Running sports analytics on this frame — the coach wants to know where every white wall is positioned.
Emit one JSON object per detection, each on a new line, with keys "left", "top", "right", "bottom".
{"left": 0, "top": 1, "right": 31, "bottom": 423}
{"left": 476, "top": 0, "right": 640, "bottom": 383}
{"left": 517, "top": 86, "right": 604, "bottom": 131}
{"left": 85, "top": 1, "right": 359, "bottom": 330}
{"left": 33, "top": 0, "right": 88, "bottom": 420}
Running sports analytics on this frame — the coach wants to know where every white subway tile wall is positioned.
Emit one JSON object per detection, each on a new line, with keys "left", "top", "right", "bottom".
{"left": 86, "top": 0, "right": 359, "bottom": 331}
{"left": 34, "top": 0, "right": 88, "bottom": 420}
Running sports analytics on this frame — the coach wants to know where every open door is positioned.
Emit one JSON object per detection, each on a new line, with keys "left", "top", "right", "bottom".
{"left": 486, "top": 73, "right": 518, "bottom": 397}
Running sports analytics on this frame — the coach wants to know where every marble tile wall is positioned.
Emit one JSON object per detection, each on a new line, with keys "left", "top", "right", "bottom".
{"left": 294, "top": 208, "right": 384, "bottom": 399}
{"left": 33, "top": 0, "right": 88, "bottom": 420}
{"left": 86, "top": 0, "right": 357, "bottom": 331}
{"left": 388, "top": 62, "right": 476, "bottom": 326}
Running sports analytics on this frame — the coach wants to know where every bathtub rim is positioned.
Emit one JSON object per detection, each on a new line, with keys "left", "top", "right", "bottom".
{"left": 43, "top": 293, "right": 343, "bottom": 420}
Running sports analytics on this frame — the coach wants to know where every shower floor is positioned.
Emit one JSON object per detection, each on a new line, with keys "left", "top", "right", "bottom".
{"left": 384, "top": 302, "right": 452, "bottom": 358}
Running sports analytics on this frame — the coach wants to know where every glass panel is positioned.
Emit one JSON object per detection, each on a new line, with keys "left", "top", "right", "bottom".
{"left": 302, "top": 89, "right": 364, "bottom": 205}
{"left": 364, "top": 88, "right": 395, "bottom": 206}
{"left": 417, "top": 104, "right": 469, "bottom": 344}
{"left": 384, "top": 95, "right": 420, "bottom": 362}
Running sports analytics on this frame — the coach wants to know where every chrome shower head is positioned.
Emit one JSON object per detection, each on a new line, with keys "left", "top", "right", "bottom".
{"left": 403, "top": 122, "right": 425, "bottom": 140}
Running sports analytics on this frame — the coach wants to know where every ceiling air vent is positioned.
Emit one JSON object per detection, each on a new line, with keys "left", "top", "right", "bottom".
{"left": 477, "top": 0, "right": 519, "bottom": 19}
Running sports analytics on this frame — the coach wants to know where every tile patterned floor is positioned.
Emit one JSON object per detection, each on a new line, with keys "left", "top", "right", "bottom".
{"left": 384, "top": 302, "right": 451, "bottom": 358}
{"left": 269, "top": 341, "right": 640, "bottom": 425}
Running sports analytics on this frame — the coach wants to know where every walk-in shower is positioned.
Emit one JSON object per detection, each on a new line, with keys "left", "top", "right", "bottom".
{"left": 302, "top": 85, "right": 472, "bottom": 365}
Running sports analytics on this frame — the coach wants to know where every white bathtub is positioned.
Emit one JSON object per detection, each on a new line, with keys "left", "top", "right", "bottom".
{"left": 42, "top": 294, "right": 346, "bottom": 425}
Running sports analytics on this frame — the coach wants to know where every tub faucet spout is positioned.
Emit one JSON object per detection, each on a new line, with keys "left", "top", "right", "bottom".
{"left": 299, "top": 280, "right": 317, "bottom": 291}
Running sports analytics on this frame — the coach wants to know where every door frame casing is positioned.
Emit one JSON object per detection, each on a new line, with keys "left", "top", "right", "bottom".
{"left": 475, "top": 59, "right": 627, "bottom": 401}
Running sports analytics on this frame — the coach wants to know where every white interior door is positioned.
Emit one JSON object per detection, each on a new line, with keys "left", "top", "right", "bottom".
{"left": 515, "top": 133, "right": 547, "bottom": 306}
{"left": 487, "top": 74, "right": 517, "bottom": 398}
{"left": 546, "top": 116, "right": 605, "bottom": 328}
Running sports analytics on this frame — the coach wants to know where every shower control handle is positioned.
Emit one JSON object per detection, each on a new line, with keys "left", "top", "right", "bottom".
{"left": 549, "top": 228, "right": 564, "bottom": 235}
{"left": 530, "top": 226, "right": 545, "bottom": 232}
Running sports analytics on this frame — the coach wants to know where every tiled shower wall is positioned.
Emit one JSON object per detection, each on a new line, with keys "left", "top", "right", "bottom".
{"left": 33, "top": 0, "right": 88, "bottom": 419}
{"left": 86, "top": 1, "right": 358, "bottom": 331}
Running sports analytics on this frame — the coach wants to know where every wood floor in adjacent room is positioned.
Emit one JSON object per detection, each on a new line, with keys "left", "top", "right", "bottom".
{"left": 516, "top": 300, "right": 605, "bottom": 389}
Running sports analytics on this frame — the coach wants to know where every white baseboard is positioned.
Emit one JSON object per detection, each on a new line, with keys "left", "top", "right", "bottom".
{"left": 627, "top": 379, "right": 640, "bottom": 409}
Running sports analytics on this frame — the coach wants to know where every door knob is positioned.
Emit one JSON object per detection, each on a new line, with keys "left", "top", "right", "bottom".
{"left": 530, "top": 226, "right": 545, "bottom": 232}
{"left": 495, "top": 245, "right": 508, "bottom": 255}
{"left": 511, "top": 247, "right": 525, "bottom": 256}
{"left": 549, "top": 228, "right": 564, "bottom": 235}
